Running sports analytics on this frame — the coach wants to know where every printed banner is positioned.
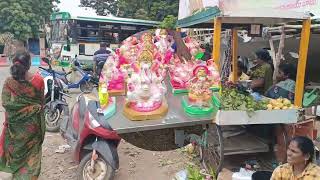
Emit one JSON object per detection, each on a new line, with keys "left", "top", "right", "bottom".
{"left": 178, "top": 0, "right": 320, "bottom": 19}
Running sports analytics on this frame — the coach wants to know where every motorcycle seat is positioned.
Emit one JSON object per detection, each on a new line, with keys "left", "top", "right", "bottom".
{"left": 87, "top": 100, "right": 113, "bottom": 130}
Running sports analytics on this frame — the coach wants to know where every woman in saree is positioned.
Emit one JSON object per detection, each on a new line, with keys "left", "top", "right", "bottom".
{"left": 0, "top": 51, "right": 45, "bottom": 180}
{"left": 249, "top": 49, "right": 274, "bottom": 94}
{"left": 266, "top": 63, "right": 296, "bottom": 102}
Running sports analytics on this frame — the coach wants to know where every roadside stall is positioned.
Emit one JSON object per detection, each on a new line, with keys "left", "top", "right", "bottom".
{"left": 176, "top": 0, "right": 317, "bottom": 176}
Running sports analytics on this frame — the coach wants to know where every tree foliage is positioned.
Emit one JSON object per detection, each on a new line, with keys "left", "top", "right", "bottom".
{"left": 0, "top": 0, "right": 59, "bottom": 41}
{"left": 159, "top": 15, "right": 177, "bottom": 29}
{"left": 80, "top": 0, "right": 179, "bottom": 21}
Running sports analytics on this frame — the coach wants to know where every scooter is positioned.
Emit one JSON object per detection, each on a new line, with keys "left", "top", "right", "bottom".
{"left": 60, "top": 92, "right": 121, "bottom": 180}
{"left": 39, "top": 58, "right": 71, "bottom": 132}
{"left": 39, "top": 58, "right": 95, "bottom": 93}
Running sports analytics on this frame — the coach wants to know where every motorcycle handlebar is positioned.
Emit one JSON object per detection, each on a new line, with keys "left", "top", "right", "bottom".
{"left": 39, "top": 66, "right": 50, "bottom": 72}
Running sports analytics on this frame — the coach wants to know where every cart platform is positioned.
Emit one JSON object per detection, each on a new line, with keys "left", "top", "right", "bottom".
{"left": 107, "top": 92, "right": 215, "bottom": 134}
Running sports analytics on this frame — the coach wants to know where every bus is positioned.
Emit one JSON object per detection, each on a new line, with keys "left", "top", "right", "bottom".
{"left": 48, "top": 12, "right": 160, "bottom": 63}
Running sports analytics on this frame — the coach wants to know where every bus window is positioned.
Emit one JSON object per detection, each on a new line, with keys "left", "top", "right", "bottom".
{"left": 79, "top": 44, "right": 85, "bottom": 55}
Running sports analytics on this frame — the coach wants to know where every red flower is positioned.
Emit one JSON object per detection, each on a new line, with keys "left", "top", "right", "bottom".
{"left": 19, "top": 167, "right": 28, "bottom": 174}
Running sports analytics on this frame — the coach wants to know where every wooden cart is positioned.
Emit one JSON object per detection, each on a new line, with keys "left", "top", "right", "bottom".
{"left": 177, "top": 6, "right": 312, "bottom": 174}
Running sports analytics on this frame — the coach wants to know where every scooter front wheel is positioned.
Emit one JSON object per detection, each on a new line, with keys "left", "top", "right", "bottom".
{"left": 45, "top": 107, "right": 61, "bottom": 132}
{"left": 80, "top": 81, "right": 94, "bottom": 93}
{"left": 78, "top": 152, "right": 115, "bottom": 180}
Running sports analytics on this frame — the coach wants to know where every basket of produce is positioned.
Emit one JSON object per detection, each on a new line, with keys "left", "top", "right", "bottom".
{"left": 215, "top": 84, "right": 299, "bottom": 125}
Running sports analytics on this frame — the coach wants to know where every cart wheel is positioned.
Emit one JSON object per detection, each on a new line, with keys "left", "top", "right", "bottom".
{"left": 200, "top": 124, "right": 224, "bottom": 176}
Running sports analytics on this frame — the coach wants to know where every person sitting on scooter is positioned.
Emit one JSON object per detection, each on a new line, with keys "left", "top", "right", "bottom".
{"left": 93, "top": 42, "right": 111, "bottom": 75}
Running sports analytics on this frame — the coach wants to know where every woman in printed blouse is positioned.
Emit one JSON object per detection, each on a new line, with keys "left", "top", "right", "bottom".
{"left": 271, "top": 136, "right": 320, "bottom": 180}
{"left": 249, "top": 49, "right": 274, "bottom": 94}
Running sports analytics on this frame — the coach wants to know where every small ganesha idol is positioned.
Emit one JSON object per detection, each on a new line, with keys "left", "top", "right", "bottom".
{"left": 123, "top": 35, "right": 168, "bottom": 120}
{"left": 188, "top": 65, "right": 212, "bottom": 106}
{"left": 169, "top": 56, "right": 195, "bottom": 93}
{"left": 182, "top": 65, "right": 215, "bottom": 116}
{"left": 100, "top": 56, "right": 126, "bottom": 96}
{"left": 207, "top": 59, "right": 221, "bottom": 90}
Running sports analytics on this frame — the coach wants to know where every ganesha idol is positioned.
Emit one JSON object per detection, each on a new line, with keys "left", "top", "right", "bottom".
{"left": 154, "top": 29, "right": 174, "bottom": 65}
{"left": 169, "top": 56, "right": 195, "bottom": 94}
{"left": 100, "top": 56, "right": 126, "bottom": 96}
{"left": 123, "top": 45, "right": 168, "bottom": 121}
{"left": 206, "top": 59, "right": 221, "bottom": 91}
{"left": 182, "top": 65, "right": 215, "bottom": 116}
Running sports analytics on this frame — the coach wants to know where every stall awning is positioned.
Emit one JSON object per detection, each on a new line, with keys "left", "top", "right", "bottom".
{"left": 176, "top": 6, "right": 221, "bottom": 28}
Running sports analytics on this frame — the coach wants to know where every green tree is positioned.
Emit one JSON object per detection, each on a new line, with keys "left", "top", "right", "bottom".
{"left": 0, "top": 0, "right": 59, "bottom": 41}
{"left": 80, "top": 0, "right": 179, "bottom": 21}
{"left": 159, "top": 15, "right": 177, "bottom": 29}
{"left": 80, "top": 0, "right": 118, "bottom": 16}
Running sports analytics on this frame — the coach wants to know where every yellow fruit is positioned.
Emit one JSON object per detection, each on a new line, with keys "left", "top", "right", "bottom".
{"left": 277, "top": 103, "right": 284, "bottom": 108}
{"left": 270, "top": 99, "right": 278, "bottom": 106}
{"left": 273, "top": 107, "right": 280, "bottom": 110}
{"left": 277, "top": 98, "right": 283, "bottom": 103}
{"left": 282, "top": 106, "right": 288, "bottom": 110}
{"left": 267, "top": 104, "right": 273, "bottom": 109}
{"left": 283, "top": 99, "right": 291, "bottom": 106}
{"left": 288, "top": 106, "right": 294, "bottom": 109}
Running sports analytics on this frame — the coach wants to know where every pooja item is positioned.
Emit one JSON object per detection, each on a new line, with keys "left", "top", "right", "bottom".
{"left": 100, "top": 55, "right": 126, "bottom": 96}
{"left": 123, "top": 32, "right": 168, "bottom": 120}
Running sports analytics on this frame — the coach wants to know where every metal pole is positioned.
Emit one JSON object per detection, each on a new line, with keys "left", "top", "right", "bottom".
{"left": 232, "top": 28, "right": 238, "bottom": 82}
{"left": 294, "top": 19, "right": 311, "bottom": 107}
{"left": 213, "top": 18, "right": 222, "bottom": 70}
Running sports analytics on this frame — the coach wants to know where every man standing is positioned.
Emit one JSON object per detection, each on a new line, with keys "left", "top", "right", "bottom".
{"left": 93, "top": 42, "right": 111, "bottom": 76}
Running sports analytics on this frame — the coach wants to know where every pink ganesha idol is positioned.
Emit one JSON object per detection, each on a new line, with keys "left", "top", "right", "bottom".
{"left": 118, "top": 36, "right": 139, "bottom": 64}
{"left": 206, "top": 59, "right": 221, "bottom": 90}
{"left": 123, "top": 37, "right": 168, "bottom": 120}
{"left": 154, "top": 29, "right": 174, "bottom": 65}
{"left": 100, "top": 55, "right": 126, "bottom": 96}
{"left": 169, "top": 55, "right": 195, "bottom": 93}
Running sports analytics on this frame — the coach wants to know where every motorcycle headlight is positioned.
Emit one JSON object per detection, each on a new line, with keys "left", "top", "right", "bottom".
{"left": 88, "top": 112, "right": 100, "bottom": 129}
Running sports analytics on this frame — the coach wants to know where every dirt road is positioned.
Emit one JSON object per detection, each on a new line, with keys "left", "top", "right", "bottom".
{"left": 0, "top": 66, "right": 192, "bottom": 180}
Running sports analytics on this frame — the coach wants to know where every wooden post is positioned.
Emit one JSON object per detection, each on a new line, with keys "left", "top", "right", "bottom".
{"left": 232, "top": 28, "right": 238, "bottom": 82}
{"left": 213, "top": 18, "right": 222, "bottom": 69}
{"left": 294, "top": 19, "right": 311, "bottom": 107}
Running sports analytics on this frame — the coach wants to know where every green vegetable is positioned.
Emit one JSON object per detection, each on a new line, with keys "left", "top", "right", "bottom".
{"left": 220, "top": 87, "right": 267, "bottom": 111}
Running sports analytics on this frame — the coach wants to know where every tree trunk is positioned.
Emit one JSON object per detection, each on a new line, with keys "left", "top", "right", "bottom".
{"left": 269, "top": 26, "right": 285, "bottom": 81}
{"left": 274, "top": 26, "right": 285, "bottom": 81}
{"left": 169, "top": 30, "right": 192, "bottom": 62}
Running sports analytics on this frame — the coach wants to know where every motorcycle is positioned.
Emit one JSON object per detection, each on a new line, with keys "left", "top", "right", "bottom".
{"left": 39, "top": 58, "right": 70, "bottom": 132}
{"left": 39, "top": 57, "right": 95, "bottom": 93}
{"left": 60, "top": 92, "right": 121, "bottom": 180}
